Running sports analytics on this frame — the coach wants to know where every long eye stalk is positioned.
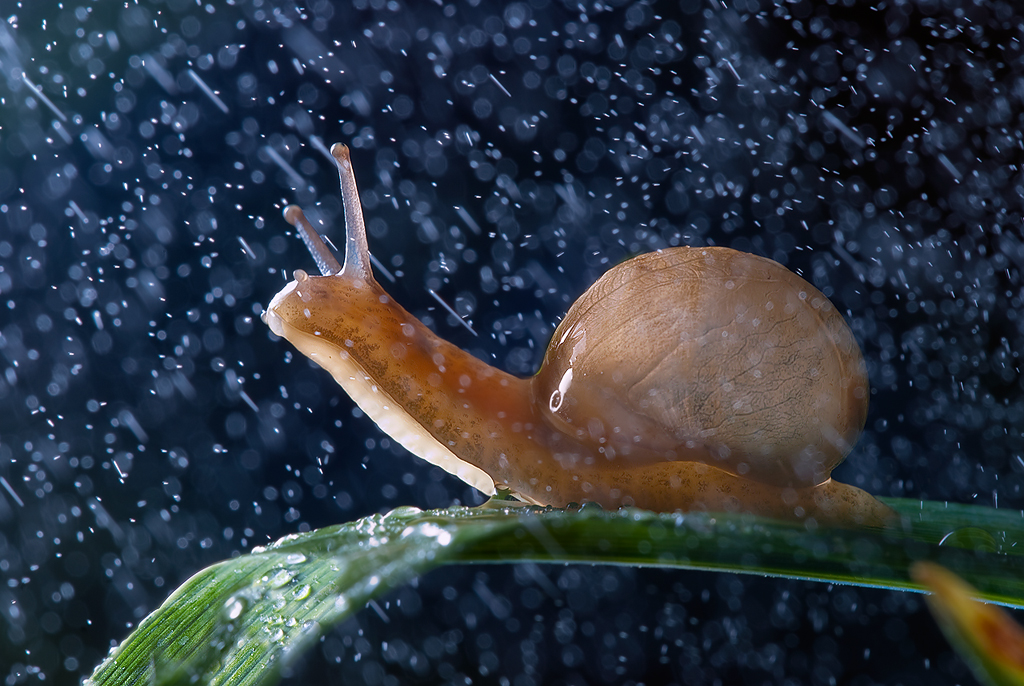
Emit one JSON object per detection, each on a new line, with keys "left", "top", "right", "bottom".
{"left": 330, "top": 143, "right": 372, "bottom": 279}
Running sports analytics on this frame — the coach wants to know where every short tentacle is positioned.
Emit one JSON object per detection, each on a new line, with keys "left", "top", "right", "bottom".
{"left": 282, "top": 205, "right": 343, "bottom": 277}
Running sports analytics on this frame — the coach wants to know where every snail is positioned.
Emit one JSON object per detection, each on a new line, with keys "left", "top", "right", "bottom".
{"left": 263, "top": 142, "right": 895, "bottom": 528}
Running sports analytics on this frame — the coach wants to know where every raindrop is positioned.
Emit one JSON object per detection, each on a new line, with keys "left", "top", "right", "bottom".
{"left": 937, "top": 527, "right": 998, "bottom": 553}
{"left": 223, "top": 596, "right": 245, "bottom": 620}
{"left": 265, "top": 569, "right": 295, "bottom": 589}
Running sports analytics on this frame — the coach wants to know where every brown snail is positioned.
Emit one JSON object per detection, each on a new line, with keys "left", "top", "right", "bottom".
{"left": 263, "top": 142, "right": 895, "bottom": 527}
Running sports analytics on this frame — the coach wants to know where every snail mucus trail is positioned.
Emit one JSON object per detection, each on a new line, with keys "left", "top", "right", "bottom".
{"left": 263, "top": 142, "right": 896, "bottom": 528}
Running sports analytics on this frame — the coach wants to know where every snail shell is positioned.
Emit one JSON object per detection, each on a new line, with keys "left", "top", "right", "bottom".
{"left": 263, "top": 142, "right": 894, "bottom": 528}
{"left": 535, "top": 246, "right": 869, "bottom": 489}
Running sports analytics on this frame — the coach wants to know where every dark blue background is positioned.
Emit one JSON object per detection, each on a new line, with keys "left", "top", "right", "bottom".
{"left": 1, "top": 1, "right": 1021, "bottom": 684}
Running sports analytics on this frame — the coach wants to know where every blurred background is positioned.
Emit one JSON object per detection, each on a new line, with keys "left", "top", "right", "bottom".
{"left": 1, "top": 0, "right": 1022, "bottom": 684}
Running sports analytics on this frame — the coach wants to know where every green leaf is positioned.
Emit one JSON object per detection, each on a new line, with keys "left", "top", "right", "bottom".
{"left": 87, "top": 498, "right": 1024, "bottom": 686}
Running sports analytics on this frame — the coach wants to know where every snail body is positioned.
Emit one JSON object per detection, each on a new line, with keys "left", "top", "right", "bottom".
{"left": 264, "top": 143, "right": 894, "bottom": 527}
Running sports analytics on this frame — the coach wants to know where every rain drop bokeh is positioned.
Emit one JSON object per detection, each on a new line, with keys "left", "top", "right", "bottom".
{"left": 1, "top": 0, "right": 1022, "bottom": 684}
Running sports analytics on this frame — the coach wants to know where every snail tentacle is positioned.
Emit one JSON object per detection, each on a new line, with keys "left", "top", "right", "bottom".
{"left": 282, "top": 205, "right": 343, "bottom": 277}
{"left": 330, "top": 143, "right": 372, "bottom": 280}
